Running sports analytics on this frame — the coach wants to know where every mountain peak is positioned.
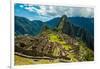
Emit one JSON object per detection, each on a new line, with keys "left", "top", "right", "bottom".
{"left": 61, "top": 15, "right": 68, "bottom": 19}
{"left": 56, "top": 15, "right": 68, "bottom": 33}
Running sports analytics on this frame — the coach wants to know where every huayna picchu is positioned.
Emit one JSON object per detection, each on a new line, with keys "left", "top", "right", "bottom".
{"left": 15, "top": 15, "right": 94, "bottom": 65}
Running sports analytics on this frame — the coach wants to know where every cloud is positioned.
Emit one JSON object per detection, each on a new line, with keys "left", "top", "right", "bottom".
{"left": 24, "top": 7, "right": 34, "bottom": 12}
{"left": 80, "top": 8, "right": 94, "bottom": 17}
{"left": 19, "top": 5, "right": 24, "bottom": 8}
{"left": 19, "top": 4, "right": 94, "bottom": 18}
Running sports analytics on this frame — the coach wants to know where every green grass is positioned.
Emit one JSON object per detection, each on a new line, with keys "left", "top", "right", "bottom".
{"left": 15, "top": 55, "right": 33, "bottom": 65}
{"left": 49, "top": 33, "right": 72, "bottom": 50}
{"left": 79, "top": 41, "right": 94, "bottom": 61}
{"left": 15, "top": 55, "right": 61, "bottom": 65}
{"left": 49, "top": 33, "right": 59, "bottom": 42}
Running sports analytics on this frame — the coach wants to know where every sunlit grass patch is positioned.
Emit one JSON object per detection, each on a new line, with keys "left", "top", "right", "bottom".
{"left": 49, "top": 33, "right": 72, "bottom": 51}
{"left": 49, "top": 33, "right": 59, "bottom": 42}
{"left": 15, "top": 55, "right": 33, "bottom": 65}
{"left": 15, "top": 55, "right": 60, "bottom": 65}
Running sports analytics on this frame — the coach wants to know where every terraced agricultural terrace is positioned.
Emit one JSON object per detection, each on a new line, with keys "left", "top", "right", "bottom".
{"left": 15, "top": 29, "right": 93, "bottom": 65}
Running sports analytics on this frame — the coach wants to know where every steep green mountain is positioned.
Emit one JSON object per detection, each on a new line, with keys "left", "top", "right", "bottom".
{"left": 46, "top": 17, "right": 61, "bottom": 29}
{"left": 15, "top": 15, "right": 94, "bottom": 65}
{"left": 60, "top": 15, "right": 94, "bottom": 50}
{"left": 15, "top": 16, "right": 44, "bottom": 36}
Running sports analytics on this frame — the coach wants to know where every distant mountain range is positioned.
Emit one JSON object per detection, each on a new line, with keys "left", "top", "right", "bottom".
{"left": 15, "top": 16, "right": 44, "bottom": 36}
{"left": 15, "top": 15, "right": 94, "bottom": 50}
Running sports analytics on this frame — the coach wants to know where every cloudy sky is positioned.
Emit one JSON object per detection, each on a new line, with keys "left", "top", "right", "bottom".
{"left": 15, "top": 3, "right": 94, "bottom": 22}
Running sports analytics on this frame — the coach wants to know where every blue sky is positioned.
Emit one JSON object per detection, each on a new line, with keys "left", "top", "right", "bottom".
{"left": 15, "top": 3, "right": 94, "bottom": 22}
